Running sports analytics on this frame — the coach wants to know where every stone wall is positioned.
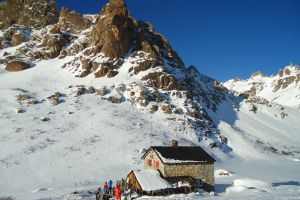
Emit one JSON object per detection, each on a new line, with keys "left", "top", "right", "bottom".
{"left": 164, "top": 162, "right": 215, "bottom": 191}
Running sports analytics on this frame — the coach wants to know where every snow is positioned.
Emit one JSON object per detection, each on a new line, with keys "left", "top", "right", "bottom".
{"left": 223, "top": 65, "right": 300, "bottom": 107}
{"left": 232, "top": 179, "right": 270, "bottom": 190}
{"left": 132, "top": 169, "right": 173, "bottom": 192}
{"left": 225, "top": 185, "right": 249, "bottom": 194}
{"left": 0, "top": 53, "right": 300, "bottom": 200}
{"left": 225, "top": 179, "right": 270, "bottom": 195}
{"left": 0, "top": 57, "right": 206, "bottom": 200}
{"left": 155, "top": 150, "right": 202, "bottom": 164}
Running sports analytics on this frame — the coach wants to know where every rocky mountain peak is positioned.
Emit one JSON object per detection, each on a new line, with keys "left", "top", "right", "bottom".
{"left": 90, "top": 0, "right": 134, "bottom": 58}
{"left": 101, "top": 0, "right": 129, "bottom": 17}
{"left": 251, "top": 71, "right": 264, "bottom": 78}
{"left": 224, "top": 64, "right": 300, "bottom": 107}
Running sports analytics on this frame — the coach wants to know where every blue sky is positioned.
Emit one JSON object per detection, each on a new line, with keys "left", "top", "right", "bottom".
{"left": 45, "top": 1, "right": 300, "bottom": 80}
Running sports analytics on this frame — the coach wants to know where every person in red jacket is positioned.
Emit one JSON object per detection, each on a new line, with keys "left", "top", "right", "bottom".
{"left": 115, "top": 184, "right": 122, "bottom": 200}
{"left": 104, "top": 182, "right": 109, "bottom": 194}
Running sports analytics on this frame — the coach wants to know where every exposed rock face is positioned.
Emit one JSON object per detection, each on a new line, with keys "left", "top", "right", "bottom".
{"left": 90, "top": 0, "right": 135, "bottom": 58}
{"left": 0, "top": 0, "right": 59, "bottom": 29}
{"left": 58, "top": 7, "right": 90, "bottom": 34}
{"left": 41, "top": 30, "right": 72, "bottom": 58}
{"left": 5, "top": 60, "right": 30, "bottom": 71}
{"left": 81, "top": 0, "right": 185, "bottom": 79}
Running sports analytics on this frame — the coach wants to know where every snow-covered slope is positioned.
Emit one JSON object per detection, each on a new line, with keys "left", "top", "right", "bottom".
{"left": 0, "top": 56, "right": 300, "bottom": 200}
{"left": 0, "top": 57, "right": 213, "bottom": 199}
{"left": 224, "top": 65, "right": 300, "bottom": 107}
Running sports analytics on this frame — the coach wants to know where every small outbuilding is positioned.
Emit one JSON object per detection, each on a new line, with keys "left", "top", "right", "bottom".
{"left": 127, "top": 169, "right": 174, "bottom": 195}
{"left": 141, "top": 140, "right": 216, "bottom": 192}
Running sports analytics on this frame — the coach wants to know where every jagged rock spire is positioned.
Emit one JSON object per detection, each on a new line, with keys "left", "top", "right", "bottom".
{"left": 90, "top": 0, "right": 135, "bottom": 58}
{"left": 100, "top": 0, "right": 129, "bottom": 16}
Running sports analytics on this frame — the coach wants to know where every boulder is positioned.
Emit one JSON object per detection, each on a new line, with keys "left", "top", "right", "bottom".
{"left": 150, "top": 105, "right": 158, "bottom": 113}
{"left": 12, "top": 32, "right": 25, "bottom": 46}
{"left": 16, "top": 108, "right": 25, "bottom": 113}
{"left": 279, "top": 112, "right": 288, "bottom": 119}
{"left": 248, "top": 104, "right": 258, "bottom": 113}
{"left": 28, "top": 99, "right": 39, "bottom": 105}
{"left": 40, "top": 117, "right": 50, "bottom": 122}
{"left": 88, "top": 86, "right": 96, "bottom": 94}
{"left": 161, "top": 104, "right": 172, "bottom": 114}
{"left": 76, "top": 86, "right": 88, "bottom": 96}
{"left": 50, "top": 97, "right": 59, "bottom": 106}
{"left": 97, "top": 87, "right": 107, "bottom": 96}
{"left": 16, "top": 94, "right": 31, "bottom": 101}
{"left": 107, "top": 96, "right": 122, "bottom": 104}
{"left": 5, "top": 60, "right": 30, "bottom": 72}
{"left": 116, "top": 84, "right": 126, "bottom": 92}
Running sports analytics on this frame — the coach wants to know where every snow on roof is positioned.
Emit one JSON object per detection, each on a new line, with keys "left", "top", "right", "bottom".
{"left": 132, "top": 169, "right": 173, "bottom": 192}
{"left": 155, "top": 150, "right": 202, "bottom": 164}
{"left": 143, "top": 146, "right": 216, "bottom": 163}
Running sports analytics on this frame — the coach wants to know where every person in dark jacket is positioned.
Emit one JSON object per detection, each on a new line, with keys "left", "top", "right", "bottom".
{"left": 95, "top": 186, "right": 102, "bottom": 200}
{"left": 121, "top": 178, "right": 126, "bottom": 192}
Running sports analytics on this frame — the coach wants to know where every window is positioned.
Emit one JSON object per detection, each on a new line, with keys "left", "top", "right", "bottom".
{"left": 150, "top": 155, "right": 154, "bottom": 158}
{"left": 147, "top": 159, "right": 152, "bottom": 167}
{"left": 155, "top": 160, "right": 159, "bottom": 169}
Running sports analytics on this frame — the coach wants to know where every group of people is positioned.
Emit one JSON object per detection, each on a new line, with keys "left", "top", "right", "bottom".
{"left": 96, "top": 179, "right": 127, "bottom": 200}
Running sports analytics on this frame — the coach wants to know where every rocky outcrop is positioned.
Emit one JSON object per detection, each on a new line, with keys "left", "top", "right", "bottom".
{"left": 90, "top": 0, "right": 135, "bottom": 58}
{"left": 40, "top": 28, "right": 73, "bottom": 58}
{"left": 273, "top": 75, "right": 300, "bottom": 92}
{"left": 76, "top": 0, "right": 185, "bottom": 78}
{"left": 47, "top": 92, "right": 61, "bottom": 106}
{"left": 0, "top": 0, "right": 58, "bottom": 29}
{"left": 5, "top": 60, "right": 30, "bottom": 71}
{"left": 142, "top": 72, "right": 181, "bottom": 90}
{"left": 57, "top": 7, "right": 91, "bottom": 34}
{"left": 11, "top": 32, "right": 25, "bottom": 46}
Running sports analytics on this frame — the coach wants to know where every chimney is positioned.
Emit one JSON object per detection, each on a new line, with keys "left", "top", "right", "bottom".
{"left": 172, "top": 140, "right": 178, "bottom": 149}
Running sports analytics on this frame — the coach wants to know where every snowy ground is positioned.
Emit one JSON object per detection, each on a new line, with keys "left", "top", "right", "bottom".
{"left": 0, "top": 57, "right": 300, "bottom": 200}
